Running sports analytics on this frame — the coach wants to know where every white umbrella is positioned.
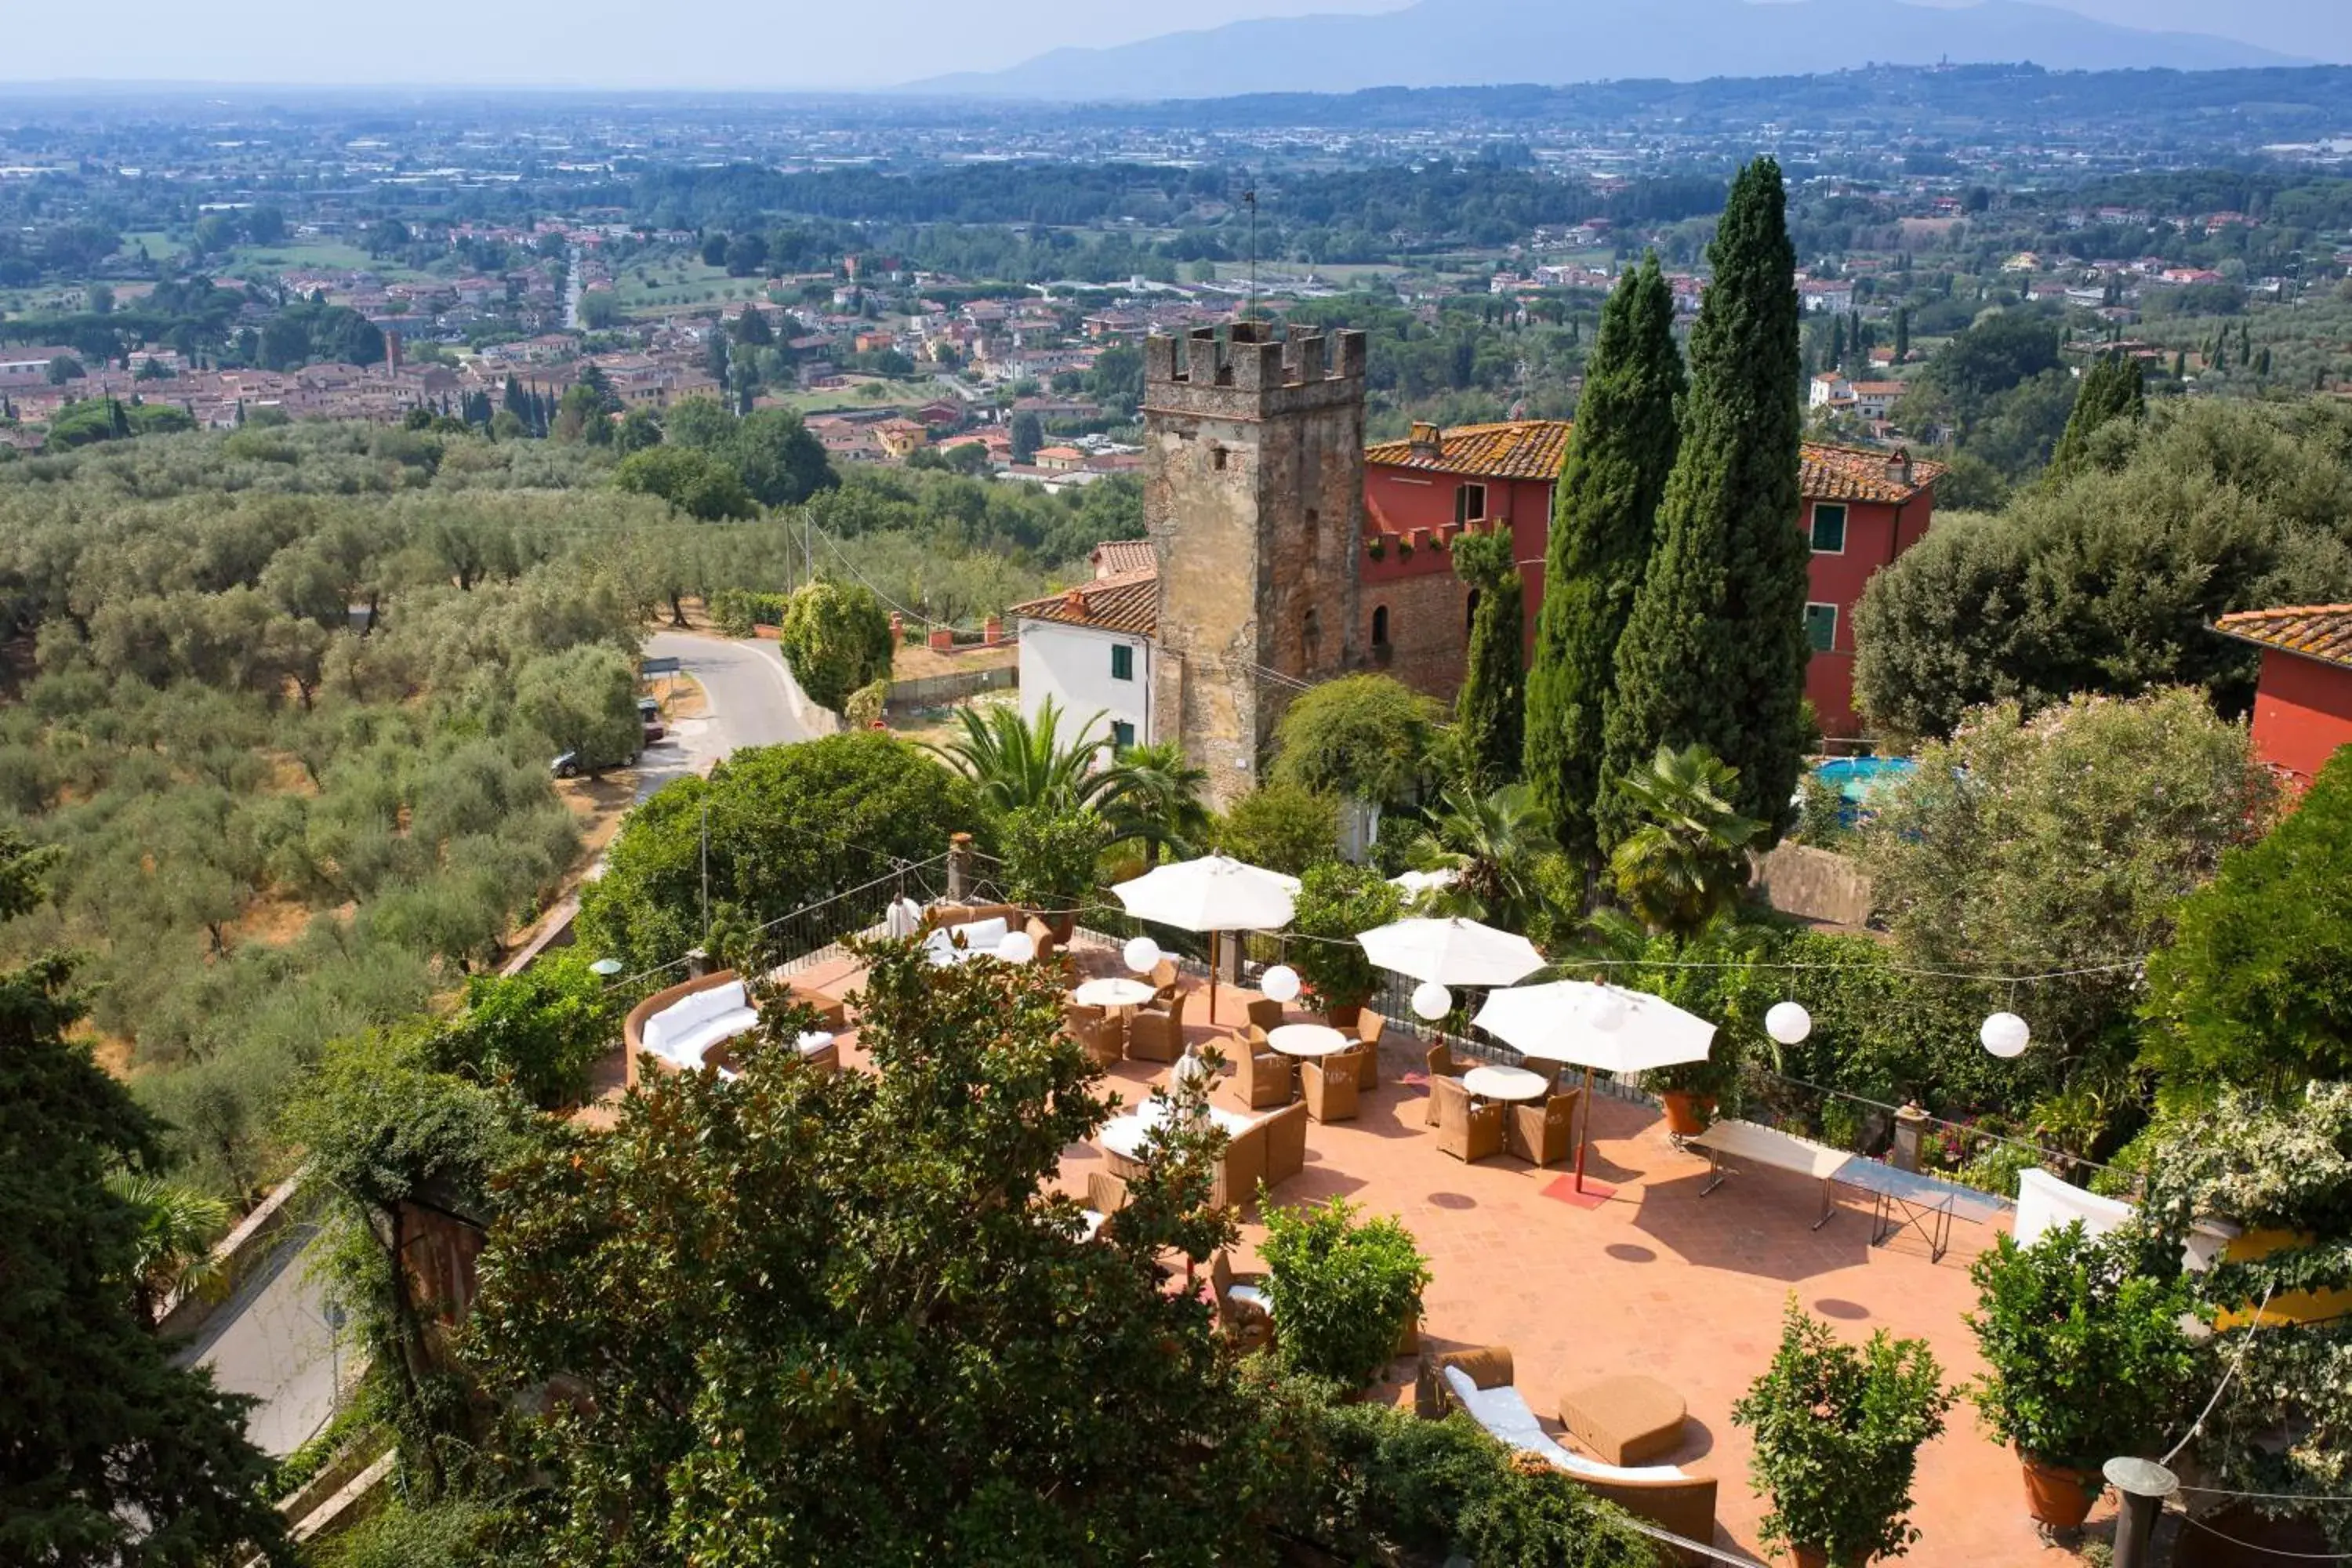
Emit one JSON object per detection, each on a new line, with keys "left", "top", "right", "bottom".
{"left": 1474, "top": 980, "right": 1718, "bottom": 1194}
{"left": 1356, "top": 916, "right": 1544, "bottom": 988}
{"left": 1110, "top": 854, "right": 1301, "bottom": 1018}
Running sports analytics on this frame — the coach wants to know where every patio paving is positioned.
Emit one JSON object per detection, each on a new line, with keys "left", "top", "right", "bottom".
{"left": 658, "top": 944, "right": 2103, "bottom": 1566}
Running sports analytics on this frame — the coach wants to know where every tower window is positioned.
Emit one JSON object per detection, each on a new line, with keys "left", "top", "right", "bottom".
{"left": 1466, "top": 588, "right": 1481, "bottom": 633}
{"left": 1804, "top": 602, "right": 1839, "bottom": 652}
{"left": 1810, "top": 502, "right": 1848, "bottom": 554}
{"left": 1211, "top": 445, "right": 1228, "bottom": 471}
{"left": 1455, "top": 482, "right": 1487, "bottom": 524}
{"left": 1371, "top": 604, "right": 1389, "bottom": 648}
{"left": 1111, "top": 644, "right": 1134, "bottom": 681}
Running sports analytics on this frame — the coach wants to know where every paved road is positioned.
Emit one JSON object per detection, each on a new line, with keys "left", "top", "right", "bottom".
{"left": 182, "top": 1222, "right": 340, "bottom": 1459}
{"left": 637, "top": 629, "right": 821, "bottom": 800}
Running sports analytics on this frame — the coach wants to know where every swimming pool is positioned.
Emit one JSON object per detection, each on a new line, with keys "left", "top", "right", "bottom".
{"left": 1813, "top": 755, "right": 1918, "bottom": 804}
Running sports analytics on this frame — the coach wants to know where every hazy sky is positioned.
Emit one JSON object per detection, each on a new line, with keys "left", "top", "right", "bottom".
{"left": 0, "top": 0, "right": 2341, "bottom": 89}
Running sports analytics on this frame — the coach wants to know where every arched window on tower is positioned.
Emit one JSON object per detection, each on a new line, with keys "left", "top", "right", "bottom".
{"left": 1465, "top": 588, "right": 1481, "bottom": 634}
{"left": 1371, "top": 604, "right": 1390, "bottom": 649}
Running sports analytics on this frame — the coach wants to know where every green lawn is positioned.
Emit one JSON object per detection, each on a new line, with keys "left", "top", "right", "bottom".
{"left": 122, "top": 230, "right": 188, "bottom": 263}
{"left": 220, "top": 241, "right": 430, "bottom": 281}
{"left": 610, "top": 257, "right": 764, "bottom": 315}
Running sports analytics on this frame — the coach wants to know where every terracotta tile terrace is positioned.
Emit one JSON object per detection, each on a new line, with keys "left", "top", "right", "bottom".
{"left": 728, "top": 937, "right": 2086, "bottom": 1567}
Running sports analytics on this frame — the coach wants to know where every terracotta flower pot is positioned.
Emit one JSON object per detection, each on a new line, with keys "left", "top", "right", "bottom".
{"left": 1790, "top": 1547, "right": 1867, "bottom": 1568}
{"left": 1661, "top": 1089, "right": 1715, "bottom": 1137}
{"left": 1325, "top": 1001, "right": 1363, "bottom": 1029}
{"left": 2019, "top": 1455, "right": 2098, "bottom": 1531}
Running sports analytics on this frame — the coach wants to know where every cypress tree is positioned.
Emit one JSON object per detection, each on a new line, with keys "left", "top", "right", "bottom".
{"left": 1599, "top": 157, "right": 1807, "bottom": 845}
{"left": 1524, "top": 256, "right": 1685, "bottom": 869}
{"left": 2049, "top": 353, "right": 2144, "bottom": 478}
{"left": 1451, "top": 527, "right": 1524, "bottom": 793}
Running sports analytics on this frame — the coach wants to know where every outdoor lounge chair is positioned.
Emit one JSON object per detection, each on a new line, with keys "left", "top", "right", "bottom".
{"left": 627, "top": 972, "right": 761, "bottom": 1086}
{"left": 1508, "top": 1089, "right": 1582, "bottom": 1168}
{"left": 1424, "top": 1040, "right": 1466, "bottom": 1125}
{"left": 1230, "top": 1031, "right": 1295, "bottom": 1110}
{"left": 1066, "top": 1004, "right": 1125, "bottom": 1070}
{"left": 1431, "top": 1076, "right": 1504, "bottom": 1163}
{"left": 1301, "top": 1054, "right": 1359, "bottom": 1123}
{"left": 1247, "top": 996, "right": 1287, "bottom": 1033}
{"left": 1127, "top": 986, "right": 1189, "bottom": 1062}
{"left": 1210, "top": 1117, "right": 1270, "bottom": 1212}
{"left": 1149, "top": 957, "right": 1181, "bottom": 1001}
{"left": 1417, "top": 1345, "right": 1717, "bottom": 1563}
{"left": 1210, "top": 1249, "right": 1273, "bottom": 1352}
{"left": 1261, "top": 1100, "right": 1308, "bottom": 1189}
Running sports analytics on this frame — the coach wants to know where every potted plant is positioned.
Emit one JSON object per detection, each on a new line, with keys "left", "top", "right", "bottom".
{"left": 1965, "top": 1221, "right": 2197, "bottom": 1532}
{"left": 1000, "top": 803, "right": 1109, "bottom": 942}
{"left": 1732, "top": 1298, "right": 1954, "bottom": 1567}
{"left": 1650, "top": 1036, "right": 1740, "bottom": 1137}
{"left": 1258, "top": 1194, "right": 1432, "bottom": 1390}
{"left": 1288, "top": 862, "right": 1403, "bottom": 1029}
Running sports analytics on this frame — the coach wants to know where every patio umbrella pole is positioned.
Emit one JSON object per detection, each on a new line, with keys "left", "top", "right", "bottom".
{"left": 1208, "top": 929, "right": 1219, "bottom": 1023}
{"left": 1574, "top": 1065, "right": 1595, "bottom": 1195}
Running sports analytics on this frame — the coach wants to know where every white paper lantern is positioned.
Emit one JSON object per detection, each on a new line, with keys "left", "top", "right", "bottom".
{"left": 1261, "top": 964, "right": 1301, "bottom": 1004}
{"left": 1410, "top": 981, "right": 1454, "bottom": 1022}
{"left": 1765, "top": 1000, "right": 1813, "bottom": 1046}
{"left": 1980, "top": 1011, "right": 2031, "bottom": 1058}
{"left": 996, "top": 931, "right": 1036, "bottom": 965}
{"left": 1582, "top": 989, "right": 1628, "bottom": 1033}
{"left": 1122, "top": 935, "right": 1163, "bottom": 975}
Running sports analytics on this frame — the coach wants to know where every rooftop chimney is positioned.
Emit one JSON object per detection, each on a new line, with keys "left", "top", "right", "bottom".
{"left": 1409, "top": 421, "right": 1443, "bottom": 460}
{"left": 1886, "top": 448, "right": 1913, "bottom": 489}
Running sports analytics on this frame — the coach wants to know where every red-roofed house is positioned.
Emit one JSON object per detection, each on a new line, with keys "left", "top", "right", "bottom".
{"left": 2214, "top": 604, "right": 2352, "bottom": 789}
{"left": 1009, "top": 568, "right": 1159, "bottom": 760}
{"left": 1359, "top": 420, "right": 1941, "bottom": 737}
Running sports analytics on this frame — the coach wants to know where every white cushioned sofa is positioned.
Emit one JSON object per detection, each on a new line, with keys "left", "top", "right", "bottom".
{"left": 640, "top": 977, "right": 760, "bottom": 1069}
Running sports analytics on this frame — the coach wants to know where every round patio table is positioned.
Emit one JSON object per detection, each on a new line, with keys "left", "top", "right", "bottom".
{"left": 1463, "top": 1064, "right": 1551, "bottom": 1103}
{"left": 1266, "top": 1022, "right": 1350, "bottom": 1058}
{"left": 1073, "top": 977, "right": 1157, "bottom": 1010}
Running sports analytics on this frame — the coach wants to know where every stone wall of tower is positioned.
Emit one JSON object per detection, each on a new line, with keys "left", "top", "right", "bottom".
{"left": 1145, "top": 321, "right": 1367, "bottom": 809}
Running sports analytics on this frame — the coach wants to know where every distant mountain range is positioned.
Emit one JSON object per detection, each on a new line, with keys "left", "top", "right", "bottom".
{"left": 908, "top": 0, "right": 2297, "bottom": 100}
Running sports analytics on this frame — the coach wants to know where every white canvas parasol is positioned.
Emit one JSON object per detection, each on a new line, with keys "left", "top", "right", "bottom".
{"left": 1110, "top": 854, "right": 1301, "bottom": 1018}
{"left": 1356, "top": 916, "right": 1544, "bottom": 988}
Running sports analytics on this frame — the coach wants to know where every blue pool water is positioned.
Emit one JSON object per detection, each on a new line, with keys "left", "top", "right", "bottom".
{"left": 1813, "top": 755, "right": 1917, "bottom": 804}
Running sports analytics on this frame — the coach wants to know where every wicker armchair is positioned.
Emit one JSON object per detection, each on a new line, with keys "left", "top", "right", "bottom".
{"left": 1066, "top": 1004, "right": 1124, "bottom": 1070}
{"left": 1210, "top": 1120, "right": 1269, "bottom": 1213}
{"left": 1431, "top": 1076, "right": 1504, "bottom": 1163}
{"left": 1424, "top": 1040, "right": 1467, "bottom": 1125}
{"left": 1210, "top": 1249, "right": 1273, "bottom": 1353}
{"left": 1508, "top": 1089, "right": 1582, "bottom": 1168}
{"left": 1301, "top": 1054, "right": 1360, "bottom": 1123}
{"left": 1261, "top": 1101, "right": 1309, "bottom": 1189}
{"left": 1247, "top": 996, "right": 1287, "bottom": 1033}
{"left": 1127, "top": 986, "right": 1189, "bottom": 1062}
{"left": 1024, "top": 916, "right": 1062, "bottom": 970}
{"left": 1354, "top": 1011, "right": 1387, "bottom": 1091}
{"left": 1230, "top": 1031, "right": 1294, "bottom": 1110}
{"left": 1149, "top": 957, "right": 1181, "bottom": 1000}
{"left": 1086, "top": 1170, "right": 1131, "bottom": 1216}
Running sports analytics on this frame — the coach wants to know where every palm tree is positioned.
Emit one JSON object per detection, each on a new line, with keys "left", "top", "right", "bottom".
{"left": 106, "top": 1171, "right": 231, "bottom": 1326}
{"left": 1608, "top": 743, "right": 1765, "bottom": 939}
{"left": 1408, "top": 780, "right": 1553, "bottom": 929}
{"left": 1104, "top": 740, "right": 1210, "bottom": 863}
{"left": 927, "top": 698, "right": 1127, "bottom": 816}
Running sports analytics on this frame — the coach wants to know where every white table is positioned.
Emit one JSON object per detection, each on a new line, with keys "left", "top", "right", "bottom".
{"left": 1098, "top": 1099, "right": 1254, "bottom": 1161}
{"left": 1074, "top": 977, "right": 1157, "bottom": 1010}
{"left": 1463, "top": 1064, "right": 1552, "bottom": 1103}
{"left": 1266, "top": 1022, "right": 1350, "bottom": 1058}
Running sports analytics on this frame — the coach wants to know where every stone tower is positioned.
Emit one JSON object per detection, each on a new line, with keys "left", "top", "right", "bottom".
{"left": 1144, "top": 321, "right": 1367, "bottom": 809}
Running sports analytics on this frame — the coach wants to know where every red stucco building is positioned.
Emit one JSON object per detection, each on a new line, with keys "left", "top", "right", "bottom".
{"left": 2214, "top": 604, "right": 2352, "bottom": 790}
{"left": 1359, "top": 421, "right": 1942, "bottom": 739}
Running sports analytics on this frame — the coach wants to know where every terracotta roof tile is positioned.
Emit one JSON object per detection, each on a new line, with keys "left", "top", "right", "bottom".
{"left": 2214, "top": 604, "right": 2352, "bottom": 670}
{"left": 1800, "top": 442, "right": 1947, "bottom": 504}
{"left": 1365, "top": 419, "right": 1574, "bottom": 481}
{"left": 1091, "top": 539, "right": 1156, "bottom": 578}
{"left": 1010, "top": 566, "right": 1157, "bottom": 637}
